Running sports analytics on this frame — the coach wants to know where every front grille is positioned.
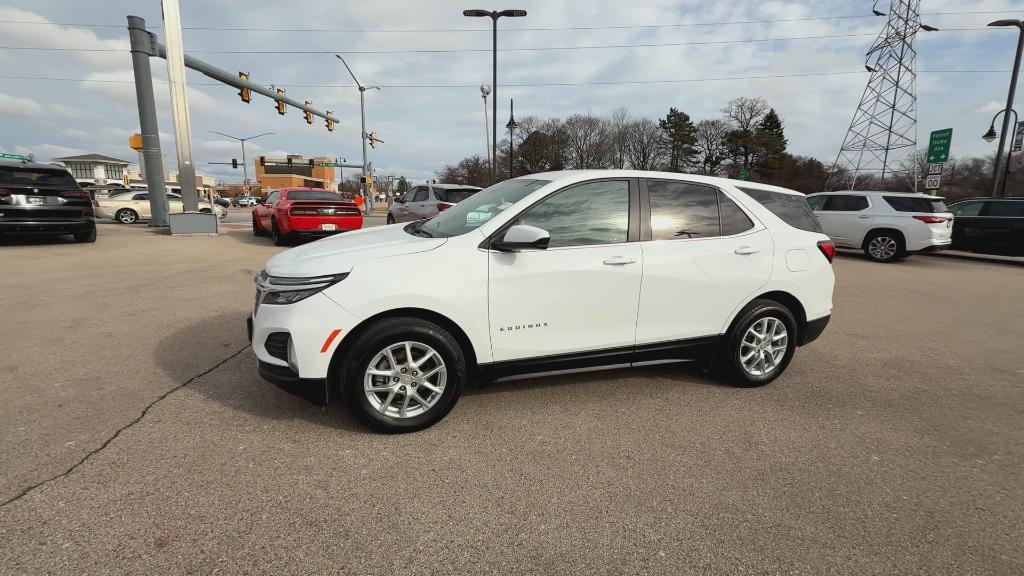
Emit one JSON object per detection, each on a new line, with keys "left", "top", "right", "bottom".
{"left": 264, "top": 332, "right": 290, "bottom": 362}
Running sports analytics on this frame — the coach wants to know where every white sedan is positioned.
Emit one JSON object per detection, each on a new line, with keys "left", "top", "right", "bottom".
{"left": 96, "top": 192, "right": 226, "bottom": 224}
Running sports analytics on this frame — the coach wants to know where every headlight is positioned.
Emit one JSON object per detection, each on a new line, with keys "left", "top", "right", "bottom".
{"left": 255, "top": 270, "right": 347, "bottom": 306}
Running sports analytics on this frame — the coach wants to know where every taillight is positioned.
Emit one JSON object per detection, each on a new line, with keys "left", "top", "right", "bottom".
{"left": 290, "top": 207, "right": 319, "bottom": 215}
{"left": 817, "top": 240, "right": 836, "bottom": 263}
{"left": 913, "top": 215, "right": 946, "bottom": 224}
{"left": 437, "top": 202, "right": 454, "bottom": 212}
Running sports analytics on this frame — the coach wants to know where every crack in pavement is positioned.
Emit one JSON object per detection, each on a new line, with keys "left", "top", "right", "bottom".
{"left": 0, "top": 345, "right": 251, "bottom": 508}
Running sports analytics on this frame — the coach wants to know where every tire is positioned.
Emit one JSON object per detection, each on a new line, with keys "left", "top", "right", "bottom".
{"left": 271, "top": 219, "right": 288, "bottom": 246}
{"left": 717, "top": 299, "right": 798, "bottom": 387}
{"left": 340, "top": 317, "right": 466, "bottom": 433}
{"left": 252, "top": 213, "right": 264, "bottom": 236}
{"left": 386, "top": 214, "right": 396, "bottom": 225}
{"left": 863, "top": 231, "right": 905, "bottom": 263}
{"left": 115, "top": 208, "right": 138, "bottom": 224}
{"left": 73, "top": 226, "right": 97, "bottom": 243}
{"left": 200, "top": 208, "right": 211, "bottom": 214}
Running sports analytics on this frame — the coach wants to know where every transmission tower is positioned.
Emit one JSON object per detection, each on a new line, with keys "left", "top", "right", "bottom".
{"left": 830, "top": 1, "right": 936, "bottom": 189}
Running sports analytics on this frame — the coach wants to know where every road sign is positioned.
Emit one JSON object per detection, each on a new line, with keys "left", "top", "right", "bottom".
{"left": 738, "top": 168, "right": 750, "bottom": 181}
{"left": 316, "top": 162, "right": 340, "bottom": 167}
{"left": 926, "top": 128, "right": 953, "bottom": 163}
{"left": 1013, "top": 121, "right": 1024, "bottom": 153}
{"left": 387, "top": 175, "right": 394, "bottom": 182}
{"left": 928, "top": 163, "right": 943, "bottom": 175}
{"left": 924, "top": 173, "right": 942, "bottom": 190}
{"left": 0, "top": 153, "right": 27, "bottom": 161}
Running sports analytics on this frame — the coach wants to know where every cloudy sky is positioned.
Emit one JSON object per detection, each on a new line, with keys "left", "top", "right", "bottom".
{"left": 1, "top": 0, "right": 1023, "bottom": 184}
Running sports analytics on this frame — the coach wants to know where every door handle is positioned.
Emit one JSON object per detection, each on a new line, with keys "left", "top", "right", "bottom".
{"left": 603, "top": 256, "right": 636, "bottom": 266}
{"left": 734, "top": 246, "right": 760, "bottom": 255}
{"left": 858, "top": 215, "right": 870, "bottom": 219}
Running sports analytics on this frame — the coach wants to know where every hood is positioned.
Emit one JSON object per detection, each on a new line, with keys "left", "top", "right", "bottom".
{"left": 265, "top": 223, "right": 446, "bottom": 277}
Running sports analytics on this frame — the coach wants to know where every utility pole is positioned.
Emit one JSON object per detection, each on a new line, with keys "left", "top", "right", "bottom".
{"left": 126, "top": 16, "right": 169, "bottom": 226}
{"left": 210, "top": 131, "right": 273, "bottom": 192}
{"left": 160, "top": 0, "right": 200, "bottom": 213}
{"left": 336, "top": 55, "right": 379, "bottom": 215}
{"left": 481, "top": 84, "right": 492, "bottom": 176}
{"left": 506, "top": 99, "right": 518, "bottom": 179}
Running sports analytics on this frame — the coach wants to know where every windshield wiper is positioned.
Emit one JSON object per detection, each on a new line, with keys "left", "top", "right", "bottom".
{"left": 409, "top": 220, "right": 434, "bottom": 238}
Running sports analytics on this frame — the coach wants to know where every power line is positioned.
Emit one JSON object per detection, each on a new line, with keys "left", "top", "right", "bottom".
{"left": 0, "top": 69, "right": 1006, "bottom": 88}
{"left": 0, "top": 10, "right": 1017, "bottom": 33}
{"left": 0, "top": 29, "right": 992, "bottom": 56}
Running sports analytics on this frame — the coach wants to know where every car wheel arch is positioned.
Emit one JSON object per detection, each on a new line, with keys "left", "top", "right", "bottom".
{"left": 722, "top": 290, "right": 807, "bottom": 347}
{"left": 325, "top": 307, "right": 480, "bottom": 400}
{"left": 861, "top": 227, "right": 905, "bottom": 250}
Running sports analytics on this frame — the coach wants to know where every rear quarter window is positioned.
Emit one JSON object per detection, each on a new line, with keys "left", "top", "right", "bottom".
{"left": 884, "top": 196, "right": 948, "bottom": 213}
{"left": 738, "top": 187, "right": 822, "bottom": 233}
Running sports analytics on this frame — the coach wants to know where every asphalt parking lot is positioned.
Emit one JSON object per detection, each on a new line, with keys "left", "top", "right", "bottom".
{"left": 1, "top": 224, "right": 1021, "bottom": 575}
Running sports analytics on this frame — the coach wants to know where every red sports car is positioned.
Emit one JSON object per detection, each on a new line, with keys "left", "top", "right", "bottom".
{"left": 252, "top": 187, "right": 363, "bottom": 245}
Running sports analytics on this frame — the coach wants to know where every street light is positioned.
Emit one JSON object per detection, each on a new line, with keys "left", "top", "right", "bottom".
{"left": 463, "top": 8, "right": 527, "bottom": 185}
{"left": 480, "top": 84, "right": 492, "bottom": 175}
{"left": 982, "top": 108, "right": 1019, "bottom": 196}
{"left": 987, "top": 18, "right": 1024, "bottom": 197}
{"left": 335, "top": 54, "right": 380, "bottom": 214}
{"left": 209, "top": 130, "right": 273, "bottom": 192}
{"left": 506, "top": 98, "right": 517, "bottom": 179}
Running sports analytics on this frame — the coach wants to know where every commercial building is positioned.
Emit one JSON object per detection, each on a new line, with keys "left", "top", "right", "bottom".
{"left": 54, "top": 154, "right": 132, "bottom": 186}
{"left": 255, "top": 155, "right": 336, "bottom": 190}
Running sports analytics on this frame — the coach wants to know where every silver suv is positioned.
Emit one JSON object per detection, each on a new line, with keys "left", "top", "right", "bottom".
{"left": 387, "top": 183, "right": 481, "bottom": 224}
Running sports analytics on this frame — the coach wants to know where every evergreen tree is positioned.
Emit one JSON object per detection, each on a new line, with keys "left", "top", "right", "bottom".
{"left": 658, "top": 107, "right": 697, "bottom": 172}
{"left": 755, "top": 108, "right": 788, "bottom": 177}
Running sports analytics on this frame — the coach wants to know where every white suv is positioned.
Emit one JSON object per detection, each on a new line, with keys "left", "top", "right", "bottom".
{"left": 249, "top": 171, "right": 836, "bottom": 432}
{"left": 806, "top": 191, "right": 952, "bottom": 262}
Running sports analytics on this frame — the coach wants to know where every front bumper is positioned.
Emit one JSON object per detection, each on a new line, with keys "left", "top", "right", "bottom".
{"left": 0, "top": 219, "right": 94, "bottom": 235}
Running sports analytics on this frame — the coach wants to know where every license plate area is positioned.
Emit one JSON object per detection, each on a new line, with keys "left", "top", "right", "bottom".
{"left": 320, "top": 223, "right": 337, "bottom": 231}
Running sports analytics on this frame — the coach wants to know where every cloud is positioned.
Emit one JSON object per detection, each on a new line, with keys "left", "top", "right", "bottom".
{"left": 977, "top": 101, "right": 1005, "bottom": 114}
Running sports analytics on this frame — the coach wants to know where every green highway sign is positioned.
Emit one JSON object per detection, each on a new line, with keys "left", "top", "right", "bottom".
{"left": 317, "top": 162, "right": 341, "bottom": 167}
{"left": 927, "top": 128, "right": 953, "bottom": 163}
{"left": 0, "top": 153, "right": 27, "bottom": 160}
{"left": 738, "top": 168, "right": 750, "bottom": 181}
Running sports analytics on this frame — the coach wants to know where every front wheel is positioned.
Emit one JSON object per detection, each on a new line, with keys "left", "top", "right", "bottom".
{"left": 386, "top": 214, "right": 396, "bottom": 224}
{"left": 341, "top": 318, "right": 466, "bottom": 433}
{"left": 115, "top": 208, "right": 138, "bottom": 224}
{"left": 73, "top": 227, "right": 97, "bottom": 243}
{"left": 717, "top": 299, "right": 797, "bottom": 387}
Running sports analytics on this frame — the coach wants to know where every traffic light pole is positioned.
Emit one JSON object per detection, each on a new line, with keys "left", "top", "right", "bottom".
{"left": 360, "top": 87, "right": 370, "bottom": 214}
{"left": 127, "top": 16, "right": 170, "bottom": 227}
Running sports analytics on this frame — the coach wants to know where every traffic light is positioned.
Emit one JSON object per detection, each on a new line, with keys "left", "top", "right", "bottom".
{"left": 325, "top": 111, "right": 335, "bottom": 132}
{"left": 238, "top": 72, "right": 250, "bottom": 103}
{"left": 363, "top": 176, "right": 373, "bottom": 184}
{"left": 275, "top": 88, "right": 286, "bottom": 115}
{"left": 308, "top": 159, "right": 314, "bottom": 168}
{"left": 368, "top": 131, "right": 378, "bottom": 149}
{"left": 304, "top": 101, "right": 313, "bottom": 125}
{"left": 259, "top": 156, "right": 266, "bottom": 167}
{"left": 231, "top": 159, "right": 238, "bottom": 169}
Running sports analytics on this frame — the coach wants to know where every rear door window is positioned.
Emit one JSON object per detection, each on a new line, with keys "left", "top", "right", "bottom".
{"left": 647, "top": 180, "right": 720, "bottom": 240}
{"left": 413, "top": 188, "right": 429, "bottom": 202}
{"left": 948, "top": 200, "right": 983, "bottom": 217}
{"left": 884, "top": 196, "right": 948, "bottom": 213}
{"left": 738, "top": 187, "right": 823, "bottom": 233}
{"left": 981, "top": 200, "right": 1024, "bottom": 217}
{"left": 719, "top": 192, "right": 755, "bottom": 236}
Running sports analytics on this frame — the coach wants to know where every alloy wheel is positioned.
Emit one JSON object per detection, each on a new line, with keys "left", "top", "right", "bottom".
{"left": 868, "top": 236, "right": 898, "bottom": 260}
{"left": 118, "top": 210, "right": 137, "bottom": 224}
{"left": 739, "top": 317, "right": 788, "bottom": 377}
{"left": 364, "top": 341, "right": 447, "bottom": 419}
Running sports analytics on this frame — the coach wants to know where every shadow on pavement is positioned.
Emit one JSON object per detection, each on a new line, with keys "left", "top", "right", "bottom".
{"left": 155, "top": 311, "right": 368, "bottom": 434}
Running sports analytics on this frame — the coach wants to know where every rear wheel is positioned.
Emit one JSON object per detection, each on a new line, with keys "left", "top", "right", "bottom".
{"left": 717, "top": 299, "right": 797, "bottom": 387}
{"left": 252, "top": 213, "right": 264, "bottom": 236}
{"left": 864, "top": 231, "right": 904, "bottom": 263}
{"left": 386, "top": 214, "right": 396, "bottom": 224}
{"left": 341, "top": 318, "right": 466, "bottom": 433}
{"left": 73, "top": 227, "right": 97, "bottom": 243}
{"left": 271, "top": 219, "right": 288, "bottom": 246}
{"left": 115, "top": 208, "right": 138, "bottom": 224}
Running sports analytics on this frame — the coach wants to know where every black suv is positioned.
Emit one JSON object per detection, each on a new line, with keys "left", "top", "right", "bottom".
{"left": 0, "top": 160, "right": 96, "bottom": 243}
{"left": 947, "top": 197, "right": 1024, "bottom": 256}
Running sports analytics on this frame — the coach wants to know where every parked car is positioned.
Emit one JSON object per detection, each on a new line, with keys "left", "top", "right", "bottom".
{"left": 947, "top": 196, "right": 1024, "bottom": 256}
{"left": 212, "top": 194, "right": 230, "bottom": 208}
{"left": 387, "top": 183, "right": 482, "bottom": 224}
{"left": 0, "top": 160, "right": 96, "bottom": 243}
{"left": 805, "top": 191, "right": 952, "bottom": 262}
{"left": 235, "top": 195, "right": 259, "bottom": 207}
{"left": 249, "top": 171, "right": 836, "bottom": 432}
{"left": 95, "top": 192, "right": 226, "bottom": 223}
{"left": 251, "top": 187, "right": 362, "bottom": 246}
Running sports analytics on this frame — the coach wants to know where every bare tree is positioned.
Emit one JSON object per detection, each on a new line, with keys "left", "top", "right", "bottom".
{"left": 693, "top": 119, "right": 730, "bottom": 176}
{"left": 623, "top": 118, "right": 666, "bottom": 171}
{"left": 563, "top": 113, "right": 610, "bottom": 169}
{"left": 722, "top": 96, "right": 770, "bottom": 172}
{"left": 607, "top": 107, "right": 631, "bottom": 169}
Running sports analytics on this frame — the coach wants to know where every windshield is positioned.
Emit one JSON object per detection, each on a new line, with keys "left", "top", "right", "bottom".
{"left": 0, "top": 167, "right": 78, "bottom": 188}
{"left": 288, "top": 190, "right": 342, "bottom": 201}
{"left": 414, "top": 178, "right": 550, "bottom": 238}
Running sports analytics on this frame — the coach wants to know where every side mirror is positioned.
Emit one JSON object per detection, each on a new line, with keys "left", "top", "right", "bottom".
{"left": 394, "top": 195, "right": 405, "bottom": 204}
{"left": 494, "top": 224, "right": 550, "bottom": 251}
